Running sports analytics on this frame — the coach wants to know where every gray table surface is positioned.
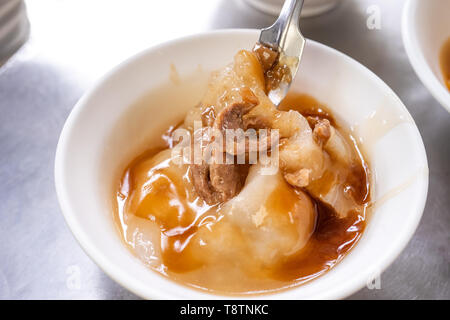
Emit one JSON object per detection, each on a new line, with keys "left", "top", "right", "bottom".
{"left": 0, "top": 0, "right": 449, "bottom": 300}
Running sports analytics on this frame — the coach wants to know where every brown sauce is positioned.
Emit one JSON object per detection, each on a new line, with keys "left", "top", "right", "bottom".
{"left": 440, "top": 37, "right": 450, "bottom": 91}
{"left": 270, "top": 202, "right": 365, "bottom": 282}
{"left": 114, "top": 92, "right": 370, "bottom": 295}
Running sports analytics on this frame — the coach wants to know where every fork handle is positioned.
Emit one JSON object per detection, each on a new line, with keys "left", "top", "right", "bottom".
{"left": 258, "top": 0, "right": 304, "bottom": 51}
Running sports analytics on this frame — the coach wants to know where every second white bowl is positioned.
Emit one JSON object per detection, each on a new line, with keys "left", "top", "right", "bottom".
{"left": 402, "top": 0, "right": 450, "bottom": 112}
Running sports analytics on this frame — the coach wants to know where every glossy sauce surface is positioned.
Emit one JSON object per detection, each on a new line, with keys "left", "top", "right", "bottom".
{"left": 440, "top": 37, "right": 450, "bottom": 91}
{"left": 114, "top": 93, "right": 370, "bottom": 294}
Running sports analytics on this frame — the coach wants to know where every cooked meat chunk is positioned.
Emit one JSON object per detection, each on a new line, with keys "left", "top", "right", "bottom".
{"left": 265, "top": 63, "right": 292, "bottom": 93}
{"left": 190, "top": 162, "right": 222, "bottom": 204}
{"left": 312, "top": 119, "right": 331, "bottom": 145}
{"left": 191, "top": 93, "right": 267, "bottom": 204}
{"left": 244, "top": 115, "right": 271, "bottom": 130}
{"left": 284, "top": 169, "right": 311, "bottom": 188}
{"left": 215, "top": 102, "right": 252, "bottom": 132}
{"left": 253, "top": 43, "right": 279, "bottom": 73}
{"left": 191, "top": 157, "right": 247, "bottom": 205}
{"left": 215, "top": 100, "right": 257, "bottom": 155}
{"left": 253, "top": 43, "right": 293, "bottom": 93}
{"left": 210, "top": 161, "right": 247, "bottom": 201}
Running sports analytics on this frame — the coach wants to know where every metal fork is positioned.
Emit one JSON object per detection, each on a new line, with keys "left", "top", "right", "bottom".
{"left": 258, "top": 0, "right": 305, "bottom": 106}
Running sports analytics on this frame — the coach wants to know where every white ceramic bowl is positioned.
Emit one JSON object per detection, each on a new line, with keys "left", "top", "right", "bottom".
{"left": 55, "top": 29, "right": 428, "bottom": 299}
{"left": 402, "top": 0, "right": 450, "bottom": 112}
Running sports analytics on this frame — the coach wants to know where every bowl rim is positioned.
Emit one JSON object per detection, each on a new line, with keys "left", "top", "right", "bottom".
{"left": 401, "top": 0, "right": 450, "bottom": 113}
{"left": 55, "top": 28, "right": 429, "bottom": 300}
